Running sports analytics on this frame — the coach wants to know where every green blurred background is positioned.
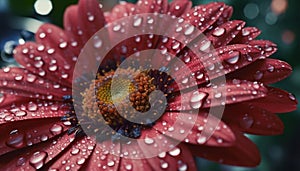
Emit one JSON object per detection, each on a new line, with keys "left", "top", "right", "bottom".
{"left": 0, "top": 0, "right": 299, "bottom": 170}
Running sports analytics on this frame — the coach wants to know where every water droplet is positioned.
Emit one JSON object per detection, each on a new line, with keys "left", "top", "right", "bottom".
{"left": 133, "top": 17, "right": 143, "bottom": 27}
{"left": 26, "top": 74, "right": 37, "bottom": 83}
{"left": 47, "top": 48, "right": 55, "bottom": 55}
{"left": 37, "top": 45, "right": 45, "bottom": 51}
{"left": 190, "top": 91, "right": 207, "bottom": 109}
{"left": 113, "top": 24, "right": 121, "bottom": 32}
{"left": 212, "top": 28, "right": 225, "bottom": 37}
{"left": 267, "top": 65, "right": 274, "bottom": 72}
{"left": 27, "top": 102, "right": 38, "bottom": 111}
{"left": 40, "top": 135, "right": 48, "bottom": 141}
{"left": 240, "top": 115, "right": 254, "bottom": 129}
{"left": 39, "top": 32, "right": 46, "bottom": 39}
{"left": 48, "top": 65, "right": 58, "bottom": 72}
{"left": 77, "top": 158, "right": 85, "bottom": 165}
{"left": 184, "top": 25, "right": 195, "bottom": 36}
{"left": 59, "top": 42, "right": 68, "bottom": 49}
{"left": 16, "top": 157, "right": 26, "bottom": 166}
{"left": 6, "top": 131, "right": 25, "bottom": 148}
{"left": 50, "top": 124, "right": 63, "bottom": 135}
{"left": 144, "top": 137, "right": 154, "bottom": 144}
{"left": 178, "top": 162, "right": 188, "bottom": 171}
{"left": 38, "top": 70, "right": 46, "bottom": 77}
{"left": 197, "top": 136, "right": 207, "bottom": 144}
{"left": 161, "top": 162, "right": 169, "bottom": 169}
{"left": 93, "top": 37, "right": 102, "bottom": 48}
{"left": 158, "top": 152, "right": 166, "bottom": 158}
{"left": 14, "top": 75, "right": 23, "bottom": 81}
{"left": 147, "top": 17, "right": 154, "bottom": 24}
{"left": 34, "top": 60, "right": 44, "bottom": 68}
{"left": 168, "top": 147, "right": 181, "bottom": 156}
{"left": 107, "top": 160, "right": 115, "bottom": 167}
{"left": 254, "top": 71, "right": 263, "bottom": 80}
{"left": 199, "top": 40, "right": 211, "bottom": 52}
{"left": 29, "top": 151, "right": 47, "bottom": 170}
{"left": 242, "top": 29, "right": 250, "bottom": 36}
{"left": 125, "top": 164, "right": 132, "bottom": 170}
{"left": 226, "top": 51, "right": 240, "bottom": 64}
{"left": 14, "top": 110, "right": 27, "bottom": 117}
{"left": 135, "top": 36, "right": 141, "bottom": 43}
{"left": 3, "top": 67, "right": 11, "bottom": 73}
{"left": 175, "top": 5, "right": 180, "bottom": 10}
{"left": 71, "top": 148, "right": 80, "bottom": 155}
{"left": 289, "top": 93, "right": 296, "bottom": 101}
{"left": 0, "top": 94, "right": 4, "bottom": 104}
{"left": 196, "top": 72, "right": 204, "bottom": 80}
{"left": 88, "top": 15, "right": 95, "bottom": 21}
{"left": 214, "top": 92, "right": 222, "bottom": 99}
{"left": 172, "top": 42, "right": 180, "bottom": 50}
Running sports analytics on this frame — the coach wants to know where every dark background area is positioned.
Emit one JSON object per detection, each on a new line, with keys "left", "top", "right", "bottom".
{"left": 0, "top": 0, "right": 299, "bottom": 170}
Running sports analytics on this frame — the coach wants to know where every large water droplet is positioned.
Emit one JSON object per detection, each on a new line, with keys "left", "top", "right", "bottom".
{"left": 93, "top": 36, "right": 102, "bottom": 48}
{"left": 26, "top": 74, "right": 37, "bottom": 83}
{"left": 113, "top": 24, "right": 121, "bottom": 32}
{"left": 133, "top": 17, "right": 143, "bottom": 27}
{"left": 144, "top": 137, "right": 154, "bottom": 145}
{"left": 184, "top": 25, "right": 195, "bottom": 36}
{"left": 226, "top": 51, "right": 240, "bottom": 64}
{"left": 71, "top": 148, "right": 80, "bottom": 155}
{"left": 240, "top": 115, "right": 254, "bottom": 129}
{"left": 178, "top": 162, "right": 188, "bottom": 171}
{"left": 14, "top": 110, "right": 27, "bottom": 117}
{"left": 199, "top": 40, "right": 211, "bottom": 52}
{"left": 212, "top": 28, "right": 225, "bottom": 37}
{"left": 29, "top": 151, "right": 47, "bottom": 169}
{"left": 77, "top": 158, "right": 85, "bottom": 165}
{"left": 48, "top": 65, "right": 58, "bottom": 72}
{"left": 190, "top": 91, "right": 207, "bottom": 109}
{"left": 168, "top": 147, "right": 181, "bottom": 156}
{"left": 59, "top": 42, "right": 68, "bottom": 49}
{"left": 50, "top": 124, "right": 63, "bottom": 135}
{"left": 6, "top": 130, "right": 25, "bottom": 148}
{"left": 107, "top": 160, "right": 115, "bottom": 167}
{"left": 197, "top": 136, "right": 207, "bottom": 144}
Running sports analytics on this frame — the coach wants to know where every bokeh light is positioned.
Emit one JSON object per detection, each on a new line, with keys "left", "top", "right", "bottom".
{"left": 34, "top": 0, "right": 53, "bottom": 15}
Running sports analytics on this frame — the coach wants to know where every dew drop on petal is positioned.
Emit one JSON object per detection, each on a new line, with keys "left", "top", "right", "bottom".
{"left": 14, "top": 75, "right": 23, "bottom": 81}
{"left": 172, "top": 42, "right": 180, "bottom": 50}
{"left": 93, "top": 37, "right": 102, "bottom": 48}
{"left": 267, "top": 65, "right": 275, "bottom": 72}
{"left": 254, "top": 71, "right": 263, "bottom": 80}
{"left": 0, "top": 94, "right": 4, "bottom": 104}
{"left": 133, "top": 17, "right": 143, "bottom": 27}
{"left": 16, "top": 157, "right": 26, "bottom": 166}
{"left": 39, "top": 32, "right": 46, "bottom": 39}
{"left": 190, "top": 91, "right": 207, "bottom": 109}
{"left": 212, "top": 28, "right": 225, "bottom": 37}
{"left": 178, "top": 162, "right": 188, "bottom": 171}
{"left": 168, "top": 147, "right": 181, "bottom": 156}
{"left": 199, "top": 40, "right": 211, "bottom": 52}
{"left": 77, "top": 158, "right": 85, "bottom": 165}
{"left": 48, "top": 65, "right": 58, "bottom": 72}
{"left": 6, "top": 130, "right": 25, "bottom": 148}
{"left": 240, "top": 115, "right": 254, "bottom": 129}
{"left": 125, "top": 164, "right": 132, "bottom": 170}
{"left": 3, "top": 67, "right": 11, "bottom": 73}
{"left": 71, "top": 148, "right": 80, "bottom": 155}
{"left": 144, "top": 137, "right": 154, "bottom": 144}
{"left": 27, "top": 74, "right": 37, "bottom": 83}
{"left": 50, "top": 124, "right": 63, "bottom": 135}
{"left": 289, "top": 93, "right": 296, "bottom": 101}
{"left": 29, "top": 151, "right": 47, "bottom": 170}
{"left": 113, "top": 24, "right": 121, "bottom": 32}
{"left": 107, "top": 160, "right": 115, "bottom": 167}
{"left": 242, "top": 29, "right": 250, "bottom": 36}
{"left": 14, "top": 110, "right": 27, "bottom": 117}
{"left": 28, "top": 102, "right": 38, "bottom": 111}
{"left": 197, "top": 136, "right": 207, "bottom": 144}
{"left": 226, "top": 51, "right": 240, "bottom": 64}
{"left": 59, "top": 42, "right": 68, "bottom": 49}
{"left": 161, "top": 162, "right": 169, "bottom": 169}
{"left": 184, "top": 25, "right": 195, "bottom": 36}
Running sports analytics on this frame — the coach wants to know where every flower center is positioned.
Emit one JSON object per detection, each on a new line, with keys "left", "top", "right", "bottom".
{"left": 81, "top": 68, "right": 157, "bottom": 139}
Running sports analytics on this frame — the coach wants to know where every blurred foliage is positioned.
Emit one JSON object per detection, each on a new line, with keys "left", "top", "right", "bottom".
{"left": 1, "top": 0, "right": 299, "bottom": 171}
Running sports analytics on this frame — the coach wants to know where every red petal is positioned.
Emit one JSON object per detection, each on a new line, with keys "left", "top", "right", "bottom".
{"left": 83, "top": 141, "right": 120, "bottom": 170}
{"left": 206, "top": 20, "right": 245, "bottom": 48}
{"left": 0, "top": 133, "right": 74, "bottom": 170}
{"left": 136, "top": 0, "right": 168, "bottom": 13}
{"left": 168, "top": 0, "right": 192, "bottom": 17}
{"left": 35, "top": 24, "right": 77, "bottom": 70}
{"left": 170, "top": 43, "right": 276, "bottom": 88}
{"left": 49, "top": 136, "right": 95, "bottom": 170}
{"left": 223, "top": 103, "right": 284, "bottom": 135}
{"left": 189, "top": 132, "right": 261, "bottom": 167}
{"left": 0, "top": 67, "right": 70, "bottom": 100}
{"left": 119, "top": 158, "right": 152, "bottom": 171}
{"left": 108, "top": 2, "right": 137, "bottom": 21}
{"left": 208, "top": 5, "right": 233, "bottom": 28}
{"left": 228, "top": 59, "right": 292, "bottom": 84}
{"left": 13, "top": 43, "right": 74, "bottom": 88}
{"left": 0, "top": 94, "right": 31, "bottom": 109}
{"left": 146, "top": 143, "right": 197, "bottom": 171}
{"left": 0, "top": 118, "right": 67, "bottom": 156}
{"left": 0, "top": 101, "right": 67, "bottom": 125}
{"left": 231, "top": 27, "right": 261, "bottom": 44}
{"left": 153, "top": 112, "right": 235, "bottom": 146}
{"left": 248, "top": 87, "right": 298, "bottom": 113}
{"left": 77, "top": 0, "right": 106, "bottom": 43}
{"left": 168, "top": 80, "right": 267, "bottom": 110}
{"left": 63, "top": 5, "right": 85, "bottom": 54}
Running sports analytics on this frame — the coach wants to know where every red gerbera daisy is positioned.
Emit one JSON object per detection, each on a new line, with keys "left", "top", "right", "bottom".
{"left": 0, "top": 0, "right": 297, "bottom": 170}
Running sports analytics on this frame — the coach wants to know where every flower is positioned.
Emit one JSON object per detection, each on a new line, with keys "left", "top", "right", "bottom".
{"left": 0, "top": 0, "right": 297, "bottom": 170}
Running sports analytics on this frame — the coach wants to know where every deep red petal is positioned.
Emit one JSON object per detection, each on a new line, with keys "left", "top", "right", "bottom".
{"left": 189, "top": 132, "right": 261, "bottom": 167}
{"left": 108, "top": 2, "right": 137, "bottom": 21}
{"left": 13, "top": 43, "right": 74, "bottom": 88}
{"left": 0, "top": 133, "right": 74, "bottom": 170}
{"left": 0, "top": 67, "right": 70, "bottom": 100}
{"left": 206, "top": 20, "right": 245, "bottom": 48}
{"left": 223, "top": 103, "right": 284, "bottom": 135}
{"left": 168, "top": 0, "right": 192, "bottom": 17}
{"left": 48, "top": 136, "right": 95, "bottom": 170}
{"left": 0, "top": 94, "right": 31, "bottom": 109}
{"left": 83, "top": 141, "right": 120, "bottom": 170}
{"left": 168, "top": 80, "right": 267, "bottom": 110}
{"left": 153, "top": 111, "right": 235, "bottom": 146}
{"left": 231, "top": 27, "right": 261, "bottom": 44}
{"left": 77, "top": 0, "right": 106, "bottom": 43}
{"left": 146, "top": 143, "right": 197, "bottom": 171}
{"left": 229, "top": 59, "right": 292, "bottom": 84}
{"left": 248, "top": 87, "right": 298, "bottom": 113}
{"left": 0, "top": 101, "right": 67, "bottom": 125}
{"left": 0, "top": 118, "right": 67, "bottom": 156}
{"left": 136, "top": 0, "right": 168, "bottom": 13}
